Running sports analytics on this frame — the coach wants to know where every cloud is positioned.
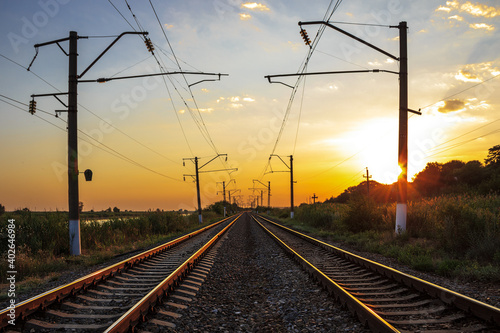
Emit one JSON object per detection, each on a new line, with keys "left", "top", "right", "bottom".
{"left": 287, "top": 41, "right": 301, "bottom": 51}
{"left": 201, "top": 88, "right": 209, "bottom": 93}
{"left": 469, "top": 23, "right": 495, "bottom": 30}
{"left": 436, "top": 1, "right": 498, "bottom": 30}
{"left": 454, "top": 62, "right": 500, "bottom": 82}
{"left": 449, "top": 15, "right": 464, "bottom": 21}
{"left": 199, "top": 108, "right": 214, "bottom": 113}
{"left": 455, "top": 69, "right": 481, "bottom": 82}
{"left": 241, "top": 2, "right": 270, "bottom": 11}
{"left": 164, "top": 23, "right": 174, "bottom": 29}
{"left": 215, "top": 95, "right": 256, "bottom": 110}
{"left": 436, "top": 6, "right": 452, "bottom": 12}
{"left": 239, "top": 13, "right": 252, "bottom": 21}
{"left": 460, "top": 2, "right": 499, "bottom": 18}
{"left": 438, "top": 99, "right": 466, "bottom": 113}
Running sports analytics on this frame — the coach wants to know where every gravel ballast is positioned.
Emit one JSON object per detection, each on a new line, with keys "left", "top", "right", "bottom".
{"left": 168, "top": 213, "right": 370, "bottom": 332}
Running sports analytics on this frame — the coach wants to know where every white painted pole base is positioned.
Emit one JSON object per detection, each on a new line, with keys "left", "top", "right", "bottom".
{"left": 198, "top": 214, "right": 203, "bottom": 224}
{"left": 290, "top": 211, "right": 294, "bottom": 219}
{"left": 395, "top": 203, "right": 407, "bottom": 234}
{"left": 223, "top": 207, "right": 226, "bottom": 217}
{"left": 69, "top": 219, "right": 81, "bottom": 255}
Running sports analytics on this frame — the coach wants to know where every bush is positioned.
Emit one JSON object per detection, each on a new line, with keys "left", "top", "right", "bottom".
{"left": 295, "top": 203, "right": 347, "bottom": 231}
{"left": 343, "top": 196, "right": 389, "bottom": 232}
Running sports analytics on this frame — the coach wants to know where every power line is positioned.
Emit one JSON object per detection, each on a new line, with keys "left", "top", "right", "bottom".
{"left": 1, "top": 52, "right": 180, "bottom": 166}
{"left": 1, "top": 92, "right": 180, "bottom": 182}
{"left": 328, "top": 20, "right": 392, "bottom": 28}
{"left": 419, "top": 73, "right": 500, "bottom": 112}
{"left": 0, "top": 93, "right": 65, "bottom": 119}
{"left": 425, "top": 128, "right": 500, "bottom": 159}
{"left": 0, "top": 96, "right": 68, "bottom": 131}
{"left": 148, "top": 0, "right": 221, "bottom": 156}
{"left": 259, "top": 0, "right": 344, "bottom": 181}
{"left": 77, "top": 128, "right": 181, "bottom": 182}
{"left": 107, "top": 0, "right": 136, "bottom": 30}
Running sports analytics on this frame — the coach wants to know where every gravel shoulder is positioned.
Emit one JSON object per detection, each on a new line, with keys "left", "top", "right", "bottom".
{"left": 170, "top": 213, "right": 370, "bottom": 332}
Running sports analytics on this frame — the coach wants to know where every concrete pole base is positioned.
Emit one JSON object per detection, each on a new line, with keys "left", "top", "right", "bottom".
{"left": 69, "top": 219, "right": 81, "bottom": 255}
{"left": 395, "top": 203, "right": 407, "bottom": 234}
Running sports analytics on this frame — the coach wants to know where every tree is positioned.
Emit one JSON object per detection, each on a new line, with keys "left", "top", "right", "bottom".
{"left": 113, "top": 207, "right": 120, "bottom": 213}
{"left": 0, "top": 203, "right": 5, "bottom": 215}
{"left": 441, "top": 160, "right": 465, "bottom": 186}
{"left": 455, "top": 160, "right": 485, "bottom": 186}
{"left": 485, "top": 145, "right": 500, "bottom": 169}
{"left": 413, "top": 162, "right": 442, "bottom": 196}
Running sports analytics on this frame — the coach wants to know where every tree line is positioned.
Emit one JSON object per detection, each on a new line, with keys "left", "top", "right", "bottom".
{"left": 327, "top": 145, "right": 500, "bottom": 204}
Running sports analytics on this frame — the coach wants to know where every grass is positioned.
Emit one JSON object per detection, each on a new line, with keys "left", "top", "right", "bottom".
{"left": 267, "top": 194, "right": 500, "bottom": 282}
{"left": 0, "top": 210, "right": 222, "bottom": 299}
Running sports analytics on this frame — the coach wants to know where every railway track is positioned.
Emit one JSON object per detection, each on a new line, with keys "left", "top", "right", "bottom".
{"left": 252, "top": 214, "right": 500, "bottom": 333}
{"left": 0, "top": 213, "right": 241, "bottom": 332}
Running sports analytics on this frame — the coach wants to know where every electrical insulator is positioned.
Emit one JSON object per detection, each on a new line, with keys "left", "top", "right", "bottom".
{"left": 29, "top": 99, "right": 37, "bottom": 115}
{"left": 144, "top": 38, "right": 155, "bottom": 53}
{"left": 300, "top": 28, "right": 311, "bottom": 47}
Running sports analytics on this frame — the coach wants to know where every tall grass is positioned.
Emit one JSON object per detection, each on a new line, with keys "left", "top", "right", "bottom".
{"left": 0, "top": 211, "right": 201, "bottom": 283}
{"left": 269, "top": 194, "right": 500, "bottom": 281}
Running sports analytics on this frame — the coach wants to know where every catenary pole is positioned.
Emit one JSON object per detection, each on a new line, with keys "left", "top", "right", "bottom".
{"left": 290, "top": 155, "right": 294, "bottom": 219}
{"left": 68, "top": 31, "right": 80, "bottom": 255}
{"left": 195, "top": 157, "right": 202, "bottom": 223}
{"left": 396, "top": 21, "right": 408, "bottom": 233}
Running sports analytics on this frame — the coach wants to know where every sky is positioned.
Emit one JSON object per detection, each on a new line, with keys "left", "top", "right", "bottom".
{"left": 0, "top": 0, "right": 499, "bottom": 212}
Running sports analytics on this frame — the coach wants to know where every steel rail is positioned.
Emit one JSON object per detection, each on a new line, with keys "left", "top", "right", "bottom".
{"left": 0, "top": 214, "right": 235, "bottom": 328}
{"left": 252, "top": 215, "right": 399, "bottom": 333}
{"left": 255, "top": 214, "right": 500, "bottom": 327}
{"left": 104, "top": 212, "right": 243, "bottom": 332}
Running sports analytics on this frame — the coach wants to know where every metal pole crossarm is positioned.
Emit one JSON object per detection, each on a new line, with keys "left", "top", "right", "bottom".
{"left": 79, "top": 72, "right": 229, "bottom": 84}
{"left": 34, "top": 36, "right": 87, "bottom": 48}
{"left": 31, "top": 92, "right": 69, "bottom": 108}
{"left": 198, "top": 168, "right": 238, "bottom": 174}
{"left": 188, "top": 73, "right": 227, "bottom": 87}
{"left": 253, "top": 179, "right": 268, "bottom": 188}
{"left": 270, "top": 154, "right": 291, "bottom": 170}
{"left": 298, "top": 21, "right": 399, "bottom": 61}
{"left": 78, "top": 32, "right": 148, "bottom": 79}
{"left": 265, "top": 69, "right": 398, "bottom": 82}
{"left": 31, "top": 92, "right": 69, "bottom": 98}
{"left": 199, "top": 153, "right": 228, "bottom": 170}
{"left": 266, "top": 76, "right": 295, "bottom": 88}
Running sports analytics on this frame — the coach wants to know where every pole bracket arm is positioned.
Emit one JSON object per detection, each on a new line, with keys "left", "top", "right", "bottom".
{"left": 299, "top": 20, "right": 399, "bottom": 61}
{"left": 78, "top": 32, "right": 149, "bottom": 79}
